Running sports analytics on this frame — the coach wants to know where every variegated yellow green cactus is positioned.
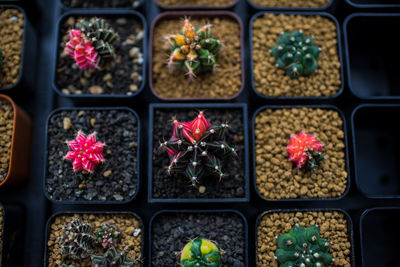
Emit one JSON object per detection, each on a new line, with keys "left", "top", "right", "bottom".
{"left": 180, "top": 238, "right": 221, "bottom": 267}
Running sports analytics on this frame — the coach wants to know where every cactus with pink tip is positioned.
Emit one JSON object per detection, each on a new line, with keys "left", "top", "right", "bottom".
{"left": 165, "top": 18, "right": 222, "bottom": 80}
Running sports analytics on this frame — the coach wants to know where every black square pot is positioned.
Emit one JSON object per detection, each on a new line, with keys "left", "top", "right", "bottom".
{"left": 344, "top": 14, "right": 400, "bottom": 99}
{"left": 154, "top": 0, "right": 239, "bottom": 10}
{"left": 352, "top": 104, "right": 400, "bottom": 198}
{"left": 360, "top": 207, "right": 400, "bottom": 267}
{"left": 148, "top": 103, "right": 250, "bottom": 203}
{"left": 57, "top": 0, "right": 144, "bottom": 10}
{"left": 149, "top": 209, "right": 248, "bottom": 267}
{"left": 346, "top": 0, "right": 400, "bottom": 8}
{"left": 247, "top": 0, "right": 334, "bottom": 11}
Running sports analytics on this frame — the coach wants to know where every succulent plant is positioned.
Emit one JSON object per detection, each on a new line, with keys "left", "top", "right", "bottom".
{"left": 60, "top": 218, "right": 96, "bottom": 259}
{"left": 286, "top": 131, "right": 324, "bottom": 170}
{"left": 58, "top": 264, "right": 75, "bottom": 267}
{"left": 91, "top": 246, "right": 137, "bottom": 267}
{"left": 275, "top": 224, "right": 334, "bottom": 267}
{"left": 65, "top": 17, "right": 119, "bottom": 69}
{"left": 180, "top": 238, "right": 221, "bottom": 267}
{"left": 270, "top": 30, "right": 321, "bottom": 79}
{"left": 96, "top": 222, "right": 121, "bottom": 249}
{"left": 64, "top": 131, "right": 106, "bottom": 173}
{"left": 159, "top": 111, "right": 237, "bottom": 186}
{"left": 165, "top": 17, "right": 222, "bottom": 80}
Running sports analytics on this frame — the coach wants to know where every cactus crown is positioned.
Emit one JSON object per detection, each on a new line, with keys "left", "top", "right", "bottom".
{"left": 165, "top": 17, "right": 222, "bottom": 80}
{"left": 270, "top": 30, "right": 321, "bottom": 79}
{"left": 180, "top": 238, "right": 221, "bottom": 267}
{"left": 96, "top": 222, "right": 121, "bottom": 249}
{"left": 275, "top": 224, "right": 334, "bottom": 267}
{"left": 66, "top": 17, "right": 119, "bottom": 69}
{"left": 91, "top": 246, "right": 137, "bottom": 267}
{"left": 286, "top": 131, "right": 324, "bottom": 170}
{"left": 159, "top": 111, "right": 237, "bottom": 187}
{"left": 60, "top": 218, "right": 96, "bottom": 259}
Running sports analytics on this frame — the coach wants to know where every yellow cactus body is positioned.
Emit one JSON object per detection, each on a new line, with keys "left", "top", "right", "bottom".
{"left": 187, "top": 49, "right": 197, "bottom": 61}
{"left": 171, "top": 48, "right": 186, "bottom": 61}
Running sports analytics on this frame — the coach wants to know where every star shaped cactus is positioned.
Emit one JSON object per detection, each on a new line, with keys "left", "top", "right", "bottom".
{"left": 275, "top": 224, "right": 334, "bottom": 266}
{"left": 270, "top": 30, "right": 321, "bottom": 79}
{"left": 65, "top": 17, "right": 119, "bottom": 69}
{"left": 91, "top": 246, "right": 137, "bottom": 267}
{"left": 180, "top": 238, "right": 221, "bottom": 267}
{"left": 96, "top": 222, "right": 120, "bottom": 249}
{"left": 286, "top": 131, "right": 324, "bottom": 170}
{"left": 159, "top": 111, "right": 237, "bottom": 187}
{"left": 165, "top": 17, "right": 222, "bottom": 80}
{"left": 64, "top": 131, "right": 105, "bottom": 173}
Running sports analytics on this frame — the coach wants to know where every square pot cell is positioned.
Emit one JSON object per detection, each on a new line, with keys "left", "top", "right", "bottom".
{"left": 345, "top": 15, "right": 400, "bottom": 98}
{"left": 150, "top": 210, "right": 248, "bottom": 267}
{"left": 248, "top": 0, "right": 333, "bottom": 9}
{"left": 361, "top": 208, "right": 400, "bottom": 267}
{"left": 346, "top": 0, "right": 400, "bottom": 7}
{"left": 352, "top": 105, "right": 400, "bottom": 197}
{"left": 59, "top": 0, "right": 143, "bottom": 8}
{"left": 155, "top": 0, "right": 238, "bottom": 9}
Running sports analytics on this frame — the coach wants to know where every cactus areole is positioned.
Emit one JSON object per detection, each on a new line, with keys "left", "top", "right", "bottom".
{"left": 270, "top": 30, "right": 321, "bottom": 79}
{"left": 165, "top": 17, "right": 222, "bottom": 80}
{"left": 286, "top": 131, "right": 324, "bottom": 170}
{"left": 159, "top": 111, "right": 237, "bottom": 187}
{"left": 180, "top": 238, "right": 221, "bottom": 267}
{"left": 275, "top": 224, "right": 334, "bottom": 267}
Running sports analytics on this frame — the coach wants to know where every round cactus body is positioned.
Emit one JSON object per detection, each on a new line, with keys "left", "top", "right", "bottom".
{"left": 180, "top": 238, "right": 221, "bottom": 267}
{"left": 270, "top": 30, "right": 321, "bottom": 79}
{"left": 275, "top": 224, "right": 334, "bottom": 267}
{"left": 95, "top": 222, "right": 121, "bottom": 248}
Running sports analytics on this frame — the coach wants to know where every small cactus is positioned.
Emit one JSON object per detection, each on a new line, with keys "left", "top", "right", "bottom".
{"left": 96, "top": 222, "right": 121, "bottom": 249}
{"left": 64, "top": 131, "right": 106, "bottom": 173}
{"left": 275, "top": 224, "right": 334, "bottom": 267}
{"left": 159, "top": 111, "right": 237, "bottom": 187}
{"left": 180, "top": 238, "right": 221, "bottom": 267}
{"left": 165, "top": 17, "right": 222, "bottom": 80}
{"left": 60, "top": 218, "right": 96, "bottom": 259}
{"left": 286, "top": 131, "right": 324, "bottom": 170}
{"left": 270, "top": 30, "right": 321, "bottom": 79}
{"left": 66, "top": 17, "right": 119, "bottom": 69}
{"left": 91, "top": 246, "right": 137, "bottom": 267}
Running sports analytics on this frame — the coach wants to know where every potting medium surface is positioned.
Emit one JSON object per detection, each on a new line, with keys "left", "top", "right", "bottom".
{"left": 250, "top": 0, "right": 330, "bottom": 8}
{"left": 0, "top": 99, "right": 13, "bottom": 183}
{"left": 157, "top": 0, "right": 234, "bottom": 7}
{"left": 61, "top": 0, "right": 141, "bottom": 8}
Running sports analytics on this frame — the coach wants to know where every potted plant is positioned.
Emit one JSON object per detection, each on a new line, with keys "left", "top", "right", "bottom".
{"left": 45, "top": 211, "right": 143, "bottom": 266}
{"left": 150, "top": 210, "right": 248, "bottom": 266}
{"left": 154, "top": 0, "right": 238, "bottom": 10}
{"left": 253, "top": 105, "right": 349, "bottom": 200}
{"left": 53, "top": 10, "right": 146, "bottom": 98}
{"left": 250, "top": 11, "right": 343, "bottom": 99}
{"left": 0, "top": 94, "right": 32, "bottom": 188}
{"left": 149, "top": 12, "right": 244, "bottom": 100}
{"left": 59, "top": 0, "right": 143, "bottom": 9}
{"left": 247, "top": 0, "right": 334, "bottom": 10}
{"left": 44, "top": 107, "right": 140, "bottom": 203}
{"left": 148, "top": 103, "right": 249, "bottom": 202}
{"left": 256, "top": 209, "right": 354, "bottom": 266}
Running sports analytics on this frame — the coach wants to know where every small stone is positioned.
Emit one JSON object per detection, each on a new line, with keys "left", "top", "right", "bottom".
{"left": 78, "top": 183, "right": 86, "bottom": 189}
{"left": 61, "top": 89, "right": 70, "bottom": 95}
{"left": 198, "top": 186, "right": 206, "bottom": 194}
{"left": 90, "top": 118, "right": 95, "bottom": 127}
{"left": 89, "top": 85, "right": 103, "bottom": 94}
{"left": 103, "top": 73, "right": 112, "bottom": 81}
{"left": 133, "top": 228, "right": 141, "bottom": 237}
{"left": 103, "top": 170, "right": 112, "bottom": 178}
{"left": 80, "top": 78, "right": 88, "bottom": 87}
{"left": 129, "top": 84, "right": 138, "bottom": 92}
{"left": 63, "top": 117, "right": 72, "bottom": 130}
{"left": 130, "top": 72, "right": 139, "bottom": 81}
{"left": 129, "top": 47, "right": 139, "bottom": 58}
{"left": 116, "top": 18, "right": 127, "bottom": 25}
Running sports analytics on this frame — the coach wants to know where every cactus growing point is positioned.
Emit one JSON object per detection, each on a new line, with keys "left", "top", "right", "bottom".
{"left": 165, "top": 17, "right": 222, "bottom": 80}
{"left": 96, "top": 222, "right": 121, "bottom": 249}
{"left": 270, "top": 30, "right": 321, "bottom": 79}
{"left": 180, "top": 238, "right": 221, "bottom": 267}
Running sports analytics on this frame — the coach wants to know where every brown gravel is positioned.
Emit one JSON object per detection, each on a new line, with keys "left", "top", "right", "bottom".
{"left": 0, "top": 8, "right": 24, "bottom": 88}
{"left": 152, "top": 16, "right": 242, "bottom": 99}
{"left": 0, "top": 205, "right": 3, "bottom": 266}
{"left": 251, "top": 0, "right": 330, "bottom": 8}
{"left": 0, "top": 99, "right": 13, "bottom": 183}
{"left": 257, "top": 210, "right": 352, "bottom": 267}
{"left": 255, "top": 108, "right": 347, "bottom": 199}
{"left": 252, "top": 14, "right": 341, "bottom": 97}
{"left": 157, "top": 0, "right": 234, "bottom": 7}
{"left": 47, "top": 213, "right": 143, "bottom": 267}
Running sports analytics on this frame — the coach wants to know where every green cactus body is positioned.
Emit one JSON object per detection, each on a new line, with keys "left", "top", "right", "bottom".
{"left": 270, "top": 30, "right": 321, "bottom": 79}
{"left": 91, "top": 246, "right": 137, "bottom": 267}
{"left": 60, "top": 218, "right": 96, "bottom": 259}
{"left": 166, "top": 18, "right": 222, "bottom": 80}
{"left": 180, "top": 238, "right": 221, "bottom": 267}
{"left": 275, "top": 224, "right": 334, "bottom": 267}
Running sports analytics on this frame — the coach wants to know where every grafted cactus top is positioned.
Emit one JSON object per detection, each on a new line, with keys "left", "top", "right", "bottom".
{"left": 180, "top": 238, "right": 221, "bottom": 267}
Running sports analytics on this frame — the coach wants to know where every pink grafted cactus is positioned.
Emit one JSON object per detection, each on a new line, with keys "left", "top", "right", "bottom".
{"left": 65, "top": 29, "right": 99, "bottom": 69}
{"left": 64, "top": 131, "right": 105, "bottom": 173}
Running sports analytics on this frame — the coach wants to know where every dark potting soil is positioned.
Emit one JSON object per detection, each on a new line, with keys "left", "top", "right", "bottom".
{"left": 152, "top": 109, "right": 245, "bottom": 199}
{"left": 61, "top": 0, "right": 141, "bottom": 8}
{"left": 56, "top": 15, "right": 144, "bottom": 95}
{"left": 151, "top": 212, "right": 246, "bottom": 267}
{"left": 45, "top": 109, "right": 138, "bottom": 201}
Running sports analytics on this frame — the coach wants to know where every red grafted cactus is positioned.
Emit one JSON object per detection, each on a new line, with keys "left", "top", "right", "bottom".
{"left": 65, "top": 29, "right": 99, "bottom": 69}
{"left": 286, "top": 131, "right": 324, "bottom": 170}
{"left": 159, "top": 111, "right": 237, "bottom": 187}
{"left": 64, "top": 131, "right": 105, "bottom": 173}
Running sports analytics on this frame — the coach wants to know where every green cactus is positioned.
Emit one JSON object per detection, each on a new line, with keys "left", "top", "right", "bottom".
{"left": 91, "top": 246, "right": 137, "bottom": 267}
{"left": 166, "top": 18, "right": 222, "bottom": 80}
{"left": 180, "top": 238, "right": 221, "bottom": 267}
{"left": 60, "top": 218, "right": 96, "bottom": 259}
{"left": 270, "top": 30, "right": 321, "bottom": 79}
{"left": 275, "top": 224, "right": 334, "bottom": 267}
